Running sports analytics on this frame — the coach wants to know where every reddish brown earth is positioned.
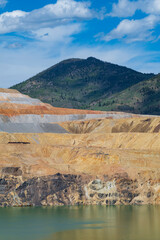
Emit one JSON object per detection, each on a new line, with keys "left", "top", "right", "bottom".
{"left": 0, "top": 88, "right": 106, "bottom": 116}
{"left": 0, "top": 102, "right": 108, "bottom": 117}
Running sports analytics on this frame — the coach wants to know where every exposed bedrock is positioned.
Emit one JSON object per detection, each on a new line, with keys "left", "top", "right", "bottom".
{"left": 0, "top": 171, "right": 160, "bottom": 207}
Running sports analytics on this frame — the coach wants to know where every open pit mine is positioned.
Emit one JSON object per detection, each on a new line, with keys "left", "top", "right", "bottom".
{"left": 0, "top": 88, "right": 160, "bottom": 206}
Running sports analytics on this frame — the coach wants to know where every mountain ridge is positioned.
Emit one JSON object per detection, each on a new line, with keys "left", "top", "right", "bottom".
{"left": 11, "top": 57, "right": 155, "bottom": 113}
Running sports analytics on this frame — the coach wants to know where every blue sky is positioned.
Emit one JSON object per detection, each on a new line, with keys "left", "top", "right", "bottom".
{"left": 0, "top": 0, "right": 160, "bottom": 87}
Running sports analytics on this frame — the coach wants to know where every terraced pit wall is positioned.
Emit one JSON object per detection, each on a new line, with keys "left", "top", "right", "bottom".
{"left": 0, "top": 121, "right": 160, "bottom": 206}
{"left": 0, "top": 89, "right": 160, "bottom": 206}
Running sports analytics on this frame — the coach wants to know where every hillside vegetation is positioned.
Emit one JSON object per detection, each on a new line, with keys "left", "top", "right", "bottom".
{"left": 94, "top": 74, "right": 160, "bottom": 115}
{"left": 11, "top": 57, "right": 154, "bottom": 113}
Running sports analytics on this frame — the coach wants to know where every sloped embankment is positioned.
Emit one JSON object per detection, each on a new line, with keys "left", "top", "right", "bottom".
{"left": 60, "top": 117, "right": 160, "bottom": 134}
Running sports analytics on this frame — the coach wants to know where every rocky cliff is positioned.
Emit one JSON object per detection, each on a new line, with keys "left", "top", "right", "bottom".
{"left": 0, "top": 89, "right": 160, "bottom": 206}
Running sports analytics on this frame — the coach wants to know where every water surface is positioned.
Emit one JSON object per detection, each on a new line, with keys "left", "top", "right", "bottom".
{"left": 0, "top": 205, "right": 160, "bottom": 240}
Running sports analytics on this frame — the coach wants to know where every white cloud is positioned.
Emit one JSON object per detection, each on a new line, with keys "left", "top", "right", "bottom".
{"left": 105, "top": 0, "right": 160, "bottom": 43}
{"left": 142, "top": 0, "right": 160, "bottom": 15}
{"left": 32, "top": 23, "right": 82, "bottom": 42}
{"left": 0, "top": 0, "right": 7, "bottom": 8}
{"left": 0, "top": 0, "right": 92, "bottom": 34}
{"left": 110, "top": 0, "right": 139, "bottom": 17}
{"left": 104, "top": 15, "right": 160, "bottom": 42}
{"left": 110, "top": 0, "right": 160, "bottom": 17}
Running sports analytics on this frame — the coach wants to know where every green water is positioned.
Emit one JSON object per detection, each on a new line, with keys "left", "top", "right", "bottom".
{"left": 0, "top": 206, "right": 160, "bottom": 240}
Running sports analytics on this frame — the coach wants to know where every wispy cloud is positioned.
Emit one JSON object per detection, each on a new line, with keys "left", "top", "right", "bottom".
{"left": 109, "top": 0, "right": 160, "bottom": 18}
{"left": 109, "top": 0, "right": 139, "bottom": 18}
{"left": 0, "top": 21, "right": 84, "bottom": 87}
{"left": 32, "top": 23, "right": 83, "bottom": 42}
{"left": 0, "top": 0, "right": 7, "bottom": 8}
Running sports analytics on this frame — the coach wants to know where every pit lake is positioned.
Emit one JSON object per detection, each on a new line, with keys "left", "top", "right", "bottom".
{"left": 0, "top": 205, "right": 160, "bottom": 240}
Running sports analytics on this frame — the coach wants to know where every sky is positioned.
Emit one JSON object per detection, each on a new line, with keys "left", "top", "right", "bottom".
{"left": 0, "top": 0, "right": 160, "bottom": 88}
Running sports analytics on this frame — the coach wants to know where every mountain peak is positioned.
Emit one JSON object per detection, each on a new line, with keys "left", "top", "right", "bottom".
{"left": 11, "top": 57, "right": 154, "bottom": 113}
{"left": 86, "top": 56, "right": 102, "bottom": 62}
